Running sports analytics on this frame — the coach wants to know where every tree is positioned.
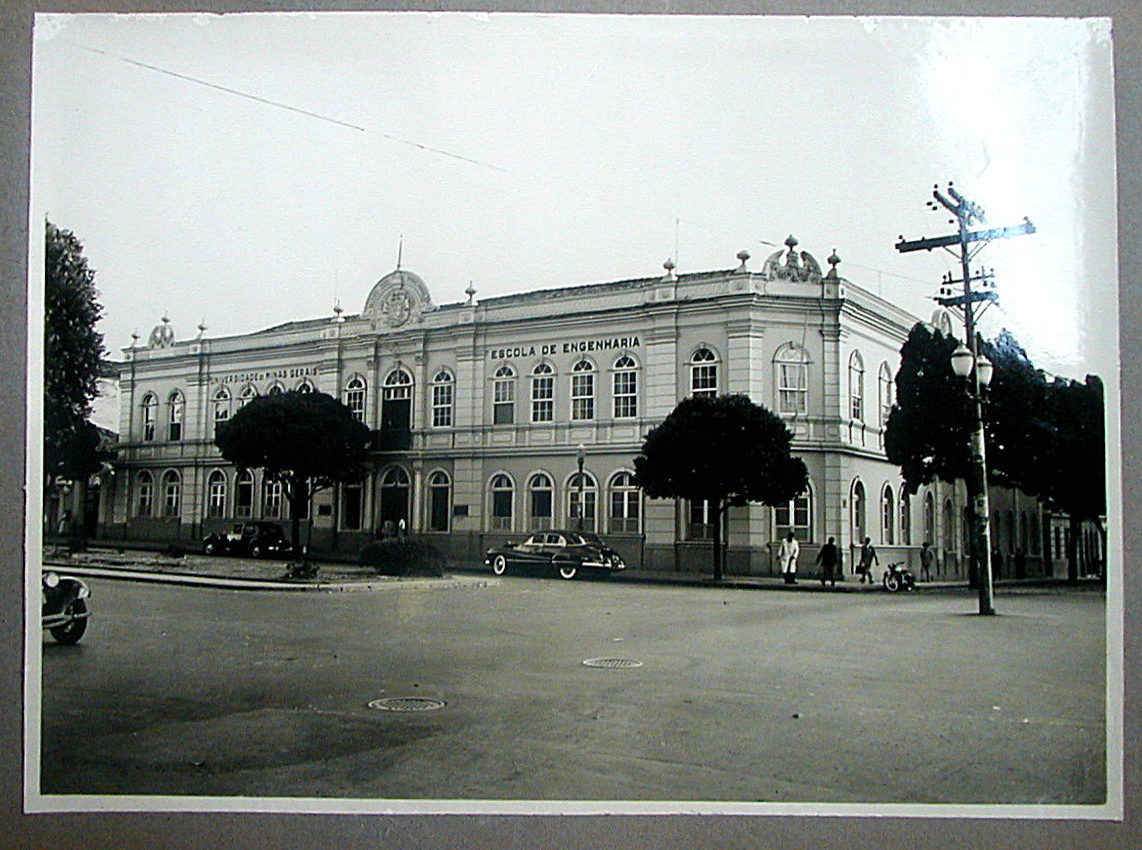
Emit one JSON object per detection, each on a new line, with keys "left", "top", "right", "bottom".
{"left": 214, "top": 391, "right": 371, "bottom": 553}
{"left": 1039, "top": 375, "right": 1106, "bottom": 582}
{"left": 44, "top": 221, "right": 106, "bottom": 537}
{"left": 885, "top": 324, "right": 1051, "bottom": 496}
{"left": 886, "top": 323, "right": 1107, "bottom": 583}
{"left": 634, "top": 394, "right": 808, "bottom": 580}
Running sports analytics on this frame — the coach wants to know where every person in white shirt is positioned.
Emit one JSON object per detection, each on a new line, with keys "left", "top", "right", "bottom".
{"left": 778, "top": 531, "right": 800, "bottom": 585}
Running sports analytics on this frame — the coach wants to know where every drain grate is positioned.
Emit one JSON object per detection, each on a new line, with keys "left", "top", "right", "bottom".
{"left": 367, "top": 697, "right": 446, "bottom": 712}
{"left": 582, "top": 658, "right": 644, "bottom": 669}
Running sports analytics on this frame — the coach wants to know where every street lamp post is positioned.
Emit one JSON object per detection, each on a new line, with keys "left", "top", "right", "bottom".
{"left": 576, "top": 444, "right": 586, "bottom": 532}
{"left": 951, "top": 343, "right": 996, "bottom": 615}
{"left": 897, "top": 182, "right": 1034, "bottom": 616}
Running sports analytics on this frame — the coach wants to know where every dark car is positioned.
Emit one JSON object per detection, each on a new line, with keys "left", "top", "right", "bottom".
{"left": 42, "top": 571, "right": 90, "bottom": 645}
{"left": 484, "top": 530, "right": 626, "bottom": 580}
{"left": 202, "top": 522, "right": 294, "bottom": 558}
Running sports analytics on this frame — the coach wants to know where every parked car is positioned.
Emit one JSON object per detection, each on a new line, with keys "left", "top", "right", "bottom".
{"left": 202, "top": 522, "right": 294, "bottom": 558}
{"left": 484, "top": 530, "right": 626, "bottom": 580}
{"left": 42, "top": 571, "right": 90, "bottom": 645}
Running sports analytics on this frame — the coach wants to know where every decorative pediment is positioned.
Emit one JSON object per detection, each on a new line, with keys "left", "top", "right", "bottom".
{"left": 363, "top": 269, "right": 434, "bottom": 328}
{"left": 760, "top": 235, "right": 823, "bottom": 284}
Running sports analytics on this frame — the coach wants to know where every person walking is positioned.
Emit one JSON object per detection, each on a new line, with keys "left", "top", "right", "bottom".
{"left": 920, "top": 541, "right": 936, "bottom": 582}
{"left": 857, "top": 536, "right": 878, "bottom": 584}
{"left": 778, "top": 531, "right": 800, "bottom": 584}
{"left": 816, "top": 536, "right": 840, "bottom": 587}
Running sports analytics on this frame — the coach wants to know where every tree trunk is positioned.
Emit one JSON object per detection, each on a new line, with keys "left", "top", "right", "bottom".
{"left": 289, "top": 478, "right": 305, "bottom": 555}
{"left": 1067, "top": 515, "right": 1080, "bottom": 584}
{"left": 71, "top": 478, "right": 88, "bottom": 552}
{"left": 1097, "top": 520, "right": 1107, "bottom": 587}
{"left": 711, "top": 499, "right": 724, "bottom": 582}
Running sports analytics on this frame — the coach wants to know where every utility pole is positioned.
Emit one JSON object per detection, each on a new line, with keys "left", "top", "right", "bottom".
{"left": 895, "top": 182, "right": 1035, "bottom": 616}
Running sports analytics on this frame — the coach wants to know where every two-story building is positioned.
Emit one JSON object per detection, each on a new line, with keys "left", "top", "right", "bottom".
{"left": 102, "top": 236, "right": 1054, "bottom": 577}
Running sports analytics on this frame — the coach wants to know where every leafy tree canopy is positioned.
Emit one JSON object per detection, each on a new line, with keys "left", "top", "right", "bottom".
{"left": 215, "top": 391, "right": 372, "bottom": 551}
{"left": 634, "top": 394, "right": 808, "bottom": 579}
{"left": 45, "top": 221, "right": 104, "bottom": 424}
{"left": 884, "top": 324, "right": 973, "bottom": 493}
{"left": 635, "top": 394, "right": 808, "bottom": 505}
{"left": 884, "top": 322, "right": 1107, "bottom": 580}
{"left": 44, "top": 221, "right": 105, "bottom": 490}
{"left": 215, "top": 391, "right": 370, "bottom": 487}
{"left": 1039, "top": 374, "right": 1105, "bottom": 523}
{"left": 885, "top": 324, "right": 1055, "bottom": 497}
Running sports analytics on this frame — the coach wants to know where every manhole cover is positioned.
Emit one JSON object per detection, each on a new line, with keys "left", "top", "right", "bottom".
{"left": 367, "top": 697, "right": 446, "bottom": 712}
{"left": 582, "top": 658, "right": 644, "bottom": 669}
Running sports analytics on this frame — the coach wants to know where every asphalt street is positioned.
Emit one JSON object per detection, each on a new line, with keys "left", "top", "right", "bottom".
{"left": 37, "top": 576, "right": 1107, "bottom": 805}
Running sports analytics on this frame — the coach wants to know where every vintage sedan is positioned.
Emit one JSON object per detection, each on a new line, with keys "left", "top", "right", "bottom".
{"left": 484, "top": 530, "right": 626, "bottom": 580}
{"left": 202, "top": 521, "right": 294, "bottom": 558}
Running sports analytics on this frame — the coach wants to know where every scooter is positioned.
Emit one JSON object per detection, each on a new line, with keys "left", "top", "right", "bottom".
{"left": 882, "top": 561, "right": 916, "bottom": 593}
{"left": 42, "top": 571, "right": 91, "bottom": 644}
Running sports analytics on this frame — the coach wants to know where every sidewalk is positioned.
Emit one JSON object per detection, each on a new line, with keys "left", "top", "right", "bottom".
{"left": 41, "top": 543, "right": 980, "bottom": 593}
{"left": 41, "top": 546, "right": 497, "bottom": 593}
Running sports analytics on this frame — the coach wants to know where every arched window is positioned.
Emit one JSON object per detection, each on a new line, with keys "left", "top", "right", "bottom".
{"left": 213, "top": 387, "right": 231, "bottom": 425}
{"left": 489, "top": 473, "right": 514, "bottom": 531}
{"left": 296, "top": 380, "right": 314, "bottom": 393}
{"left": 431, "top": 369, "right": 454, "bottom": 428}
{"left": 878, "top": 362, "right": 894, "bottom": 428}
{"left": 613, "top": 355, "right": 638, "bottom": 418}
{"left": 690, "top": 347, "right": 718, "bottom": 397}
{"left": 923, "top": 491, "right": 936, "bottom": 545}
{"left": 427, "top": 470, "right": 451, "bottom": 532}
{"left": 161, "top": 470, "right": 181, "bottom": 518}
{"left": 565, "top": 470, "right": 598, "bottom": 532}
{"left": 238, "top": 384, "right": 258, "bottom": 409}
{"left": 882, "top": 485, "right": 895, "bottom": 545}
{"left": 528, "top": 472, "right": 554, "bottom": 531}
{"left": 570, "top": 360, "right": 595, "bottom": 421}
{"left": 900, "top": 491, "right": 912, "bottom": 546}
{"left": 849, "top": 351, "right": 865, "bottom": 422}
{"left": 775, "top": 344, "right": 810, "bottom": 415}
{"left": 167, "top": 391, "right": 185, "bottom": 441}
{"left": 609, "top": 471, "right": 641, "bottom": 533}
{"left": 267, "top": 383, "right": 285, "bottom": 396}
{"left": 206, "top": 470, "right": 227, "bottom": 518}
{"left": 235, "top": 470, "right": 254, "bottom": 518}
{"left": 136, "top": 471, "right": 154, "bottom": 516}
{"left": 852, "top": 480, "right": 867, "bottom": 542}
{"left": 493, "top": 364, "right": 516, "bottom": 425}
{"left": 141, "top": 393, "right": 157, "bottom": 441}
{"left": 263, "top": 478, "right": 283, "bottom": 519}
{"left": 379, "top": 466, "right": 411, "bottom": 532}
{"left": 382, "top": 369, "right": 413, "bottom": 435}
{"left": 531, "top": 362, "right": 555, "bottom": 422}
{"left": 775, "top": 488, "right": 812, "bottom": 542}
{"left": 344, "top": 375, "right": 366, "bottom": 423}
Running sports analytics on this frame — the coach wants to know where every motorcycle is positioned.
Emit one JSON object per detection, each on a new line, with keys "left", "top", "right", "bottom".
{"left": 42, "top": 571, "right": 91, "bottom": 644}
{"left": 882, "top": 561, "right": 916, "bottom": 593}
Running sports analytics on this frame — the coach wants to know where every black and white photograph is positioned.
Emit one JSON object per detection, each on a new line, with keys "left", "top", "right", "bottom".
{"left": 18, "top": 4, "right": 1128, "bottom": 836}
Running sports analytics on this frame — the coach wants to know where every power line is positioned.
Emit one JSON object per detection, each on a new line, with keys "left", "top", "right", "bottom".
{"left": 63, "top": 40, "right": 509, "bottom": 173}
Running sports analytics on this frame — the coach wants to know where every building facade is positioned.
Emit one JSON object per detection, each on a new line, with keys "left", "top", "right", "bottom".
{"left": 102, "top": 237, "right": 1056, "bottom": 577}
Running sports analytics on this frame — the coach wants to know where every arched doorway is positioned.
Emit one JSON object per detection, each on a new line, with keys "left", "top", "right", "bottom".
{"left": 378, "top": 466, "right": 410, "bottom": 536}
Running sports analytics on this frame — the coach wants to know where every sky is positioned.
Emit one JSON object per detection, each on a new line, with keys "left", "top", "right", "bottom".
{"left": 30, "top": 12, "right": 1117, "bottom": 380}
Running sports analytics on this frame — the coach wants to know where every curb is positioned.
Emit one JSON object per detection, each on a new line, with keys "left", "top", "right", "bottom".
{"left": 45, "top": 564, "right": 500, "bottom": 593}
